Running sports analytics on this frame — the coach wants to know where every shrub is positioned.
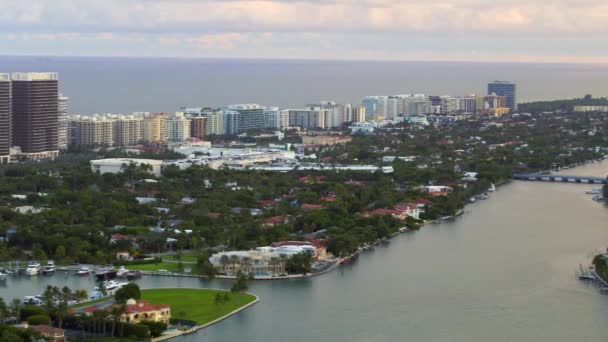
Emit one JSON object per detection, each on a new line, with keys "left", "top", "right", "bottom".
{"left": 140, "top": 320, "right": 167, "bottom": 337}
{"left": 26, "top": 314, "right": 51, "bottom": 326}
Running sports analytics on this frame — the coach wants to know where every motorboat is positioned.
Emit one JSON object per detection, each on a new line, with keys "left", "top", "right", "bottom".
{"left": 25, "top": 262, "right": 41, "bottom": 276}
{"left": 42, "top": 261, "right": 56, "bottom": 274}
{"left": 116, "top": 266, "right": 129, "bottom": 278}
{"left": 0, "top": 269, "right": 8, "bottom": 280}
{"left": 97, "top": 280, "right": 127, "bottom": 295}
{"left": 95, "top": 266, "right": 117, "bottom": 281}
{"left": 75, "top": 266, "right": 91, "bottom": 276}
{"left": 488, "top": 183, "right": 496, "bottom": 192}
{"left": 585, "top": 188, "right": 603, "bottom": 195}
{"left": 125, "top": 270, "right": 142, "bottom": 280}
{"left": 23, "top": 295, "right": 43, "bottom": 306}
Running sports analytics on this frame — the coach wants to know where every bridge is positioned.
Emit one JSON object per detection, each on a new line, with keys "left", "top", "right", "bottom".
{"left": 513, "top": 173, "right": 608, "bottom": 184}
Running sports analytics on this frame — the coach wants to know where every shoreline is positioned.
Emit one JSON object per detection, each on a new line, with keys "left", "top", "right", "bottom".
{"left": 148, "top": 287, "right": 260, "bottom": 342}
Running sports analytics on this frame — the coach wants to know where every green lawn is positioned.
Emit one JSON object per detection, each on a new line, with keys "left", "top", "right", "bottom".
{"left": 140, "top": 288, "right": 257, "bottom": 325}
{"left": 162, "top": 253, "right": 199, "bottom": 263}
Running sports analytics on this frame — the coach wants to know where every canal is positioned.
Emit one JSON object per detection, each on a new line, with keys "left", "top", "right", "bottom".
{"left": 1, "top": 161, "right": 608, "bottom": 341}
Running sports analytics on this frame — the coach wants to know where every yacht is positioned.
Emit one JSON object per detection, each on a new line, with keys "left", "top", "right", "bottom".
{"left": 25, "top": 262, "right": 41, "bottom": 276}
{"left": 97, "top": 280, "right": 127, "bottom": 295}
{"left": 488, "top": 183, "right": 496, "bottom": 192}
{"left": 42, "top": 261, "right": 56, "bottom": 274}
{"left": 95, "top": 266, "right": 117, "bottom": 281}
{"left": 585, "top": 188, "right": 603, "bottom": 195}
{"left": 0, "top": 269, "right": 8, "bottom": 280}
{"left": 116, "top": 266, "right": 129, "bottom": 278}
{"left": 75, "top": 266, "right": 91, "bottom": 276}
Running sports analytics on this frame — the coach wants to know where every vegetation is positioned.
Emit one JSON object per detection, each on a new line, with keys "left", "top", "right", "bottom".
{"left": 231, "top": 271, "right": 250, "bottom": 293}
{"left": 518, "top": 94, "right": 608, "bottom": 113}
{"left": 0, "top": 110, "right": 605, "bottom": 270}
{"left": 593, "top": 255, "right": 608, "bottom": 283}
{"left": 114, "top": 283, "right": 141, "bottom": 304}
{"left": 141, "top": 288, "right": 256, "bottom": 325}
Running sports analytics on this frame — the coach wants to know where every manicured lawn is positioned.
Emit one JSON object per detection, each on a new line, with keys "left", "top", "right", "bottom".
{"left": 162, "top": 253, "right": 199, "bottom": 262}
{"left": 141, "top": 288, "right": 257, "bottom": 325}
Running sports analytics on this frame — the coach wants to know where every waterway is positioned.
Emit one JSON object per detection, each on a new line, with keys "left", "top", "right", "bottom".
{"left": 1, "top": 161, "right": 608, "bottom": 341}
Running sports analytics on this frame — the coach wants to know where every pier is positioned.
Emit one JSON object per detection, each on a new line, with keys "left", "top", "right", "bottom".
{"left": 513, "top": 173, "right": 607, "bottom": 184}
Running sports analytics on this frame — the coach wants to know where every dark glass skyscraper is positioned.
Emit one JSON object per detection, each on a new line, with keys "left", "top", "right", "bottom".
{"left": 0, "top": 74, "right": 10, "bottom": 162}
{"left": 11, "top": 72, "right": 59, "bottom": 158}
{"left": 487, "top": 81, "right": 516, "bottom": 111}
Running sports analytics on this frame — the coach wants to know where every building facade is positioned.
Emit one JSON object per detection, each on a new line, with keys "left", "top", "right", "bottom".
{"left": 10, "top": 72, "right": 59, "bottom": 159}
{"left": 57, "top": 95, "right": 69, "bottom": 151}
{"left": 0, "top": 74, "right": 9, "bottom": 163}
{"left": 113, "top": 114, "right": 142, "bottom": 146}
{"left": 69, "top": 115, "right": 114, "bottom": 147}
{"left": 189, "top": 116, "right": 208, "bottom": 139}
{"left": 488, "top": 81, "right": 516, "bottom": 111}
{"left": 165, "top": 112, "right": 191, "bottom": 142}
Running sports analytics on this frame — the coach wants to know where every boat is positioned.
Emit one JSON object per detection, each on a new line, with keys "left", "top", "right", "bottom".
{"left": 42, "top": 261, "right": 56, "bottom": 274}
{"left": 96, "top": 280, "right": 128, "bottom": 295}
{"left": 23, "top": 295, "right": 43, "bottom": 306}
{"left": 25, "top": 262, "right": 41, "bottom": 276}
{"left": 488, "top": 183, "right": 496, "bottom": 192}
{"left": 585, "top": 188, "right": 603, "bottom": 195}
{"left": 125, "top": 270, "right": 142, "bottom": 280}
{"left": 75, "top": 266, "right": 91, "bottom": 276}
{"left": 0, "top": 270, "right": 8, "bottom": 280}
{"left": 476, "top": 194, "right": 488, "bottom": 200}
{"left": 116, "top": 266, "right": 129, "bottom": 278}
{"left": 95, "top": 266, "right": 117, "bottom": 281}
{"left": 578, "top": 265, "right": 596, "bottom": 280}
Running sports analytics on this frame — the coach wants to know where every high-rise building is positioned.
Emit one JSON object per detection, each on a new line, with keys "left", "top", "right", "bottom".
{"left": 0, "top": 74, "right": 10, "bottom": 163}
{"left": 165, "top": 112, "right": 191, "bottom": 142}
{"left": 58, "top": 95, "right": 69, "bottom": 151}
{"left": 287, "top": 109, "right": 331, "bottom": 129}
{"left": 351, "top": 106, "right": 366, "bottom": 123}
{"left": 112, "top": 114, "right": 142, "bottom": 146}
{"left": 0, "top": 74, "right": 9, "bottom": 163}
{"left": 69, "top": 115, "right": 114, "bottom": 147}
{"left": 205, "top": 111, "right": 225, "bottom": 136}
{"left": 264, "top": 107, "right": 288, "bottom": 130}
{"left": 227, "top": 104, "right": 266, "bottom": 133}
{"left": 488, "top": 81, "right": 516, "bottom": 111}
{"left": 223, "top": 110, "right": 241, "bottom": 135}
{"left": 11, "top": 72, "right": 59, "bottom": 159}
{"left": 189, "top": 116, "right": 208, "bottom": 139}
{"left": 141, "top": 113, "right": 168, "bottom": 143}
{"left": 361, "top": 96, "right": 387, "bottom": 120}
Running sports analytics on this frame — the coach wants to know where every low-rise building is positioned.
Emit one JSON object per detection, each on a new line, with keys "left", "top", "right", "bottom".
{"left": 90, "top": 158, "right": 163, "bottom": 176}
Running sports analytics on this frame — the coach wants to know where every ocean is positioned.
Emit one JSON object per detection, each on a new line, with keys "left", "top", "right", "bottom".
{"left": 1, "top": 56, "right": 607, "bottom": 114}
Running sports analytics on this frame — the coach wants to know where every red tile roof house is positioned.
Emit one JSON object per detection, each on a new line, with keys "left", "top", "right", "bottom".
{"left": 257, "top": 199, "right": 279, "bottom": 209}
{"left": 27, "top": 325, "right": 66, "bottom": 342}
{"left": 264, "top": 215, "right": 290, "bottom": 227}
{"left": 301, "top": 203, "right": 324, "bottom": 211}
{"left": 362, "top": 208, "right": 407, "bottom": 220}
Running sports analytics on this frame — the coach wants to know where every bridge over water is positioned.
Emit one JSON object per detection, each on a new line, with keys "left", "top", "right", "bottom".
{"left": 513, "top": 173, "right": 607, "bottom": 184}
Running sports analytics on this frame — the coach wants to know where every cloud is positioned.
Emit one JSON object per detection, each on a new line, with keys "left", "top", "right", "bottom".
{"left": 1, "top": 0, "right": 608, "bottom": 35}
{"left": 1, "top": 0, "right": 608, "bottom": 62}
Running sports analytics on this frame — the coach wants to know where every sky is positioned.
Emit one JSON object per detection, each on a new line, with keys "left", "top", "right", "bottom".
{"left": 1, "top": 0, "right": 608, "bottom": 63}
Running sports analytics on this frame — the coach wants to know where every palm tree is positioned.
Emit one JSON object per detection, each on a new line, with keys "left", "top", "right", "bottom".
{"left": 9, "top": 299, "right": 21, "bottom": 323}
{"left": 75, "top": 289, "right": 89, "bottom": 303}
{"left": 110, "top": 304, "right": 126, "bottom": 337}
{"left": 219, "top": 254, "right": 229, "bottom": 274}
{"left": 241, "top": 256, "right": 252, "bottom": 274}
{"left": 269, "top": 257, "right": 280, "bottom": 276}
{"left": 229, "top": 255, "right": 240, "bottom": 275}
